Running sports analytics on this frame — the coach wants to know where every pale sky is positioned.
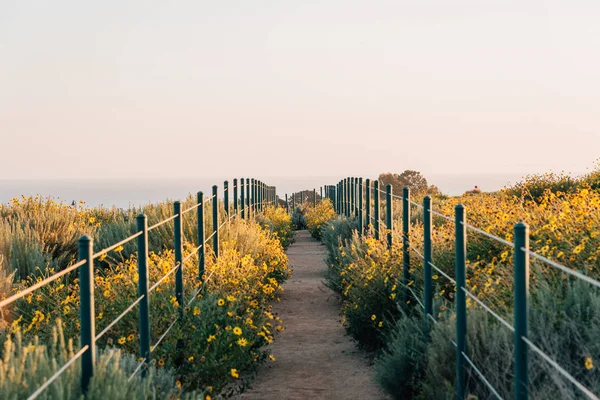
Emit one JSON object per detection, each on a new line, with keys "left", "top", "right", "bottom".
{"left": 1, "top": 1, "right": 599, "bottom": 182}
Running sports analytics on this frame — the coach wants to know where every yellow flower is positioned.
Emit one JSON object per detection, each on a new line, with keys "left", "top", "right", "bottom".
{"left": 158, "top": 359, "right": 165, "bottom": 366}
{"left": 378, "top": 321, "right": 383, "bottom": 328}
{"left": 268, "top": 354, "right": 276, "bottom": 361}
{"left": 233, "top": 327, "right": 242, "bottom": 336}
{"left": 176, "top": 380, "right": 182, "bottom": 389}
{"left": 206, "top": 396, "right": 211, "bottom": 400}
{"left": 231, "top": 368, "right": 239, "bottom": 379}
{"left": 218, "top": 299, "right": 225, "bottom": 307}
{"left": 63, "top": 306, "right": 70, "bottom": 314}
{"left": 188, "top": 356, "right": 194, "bottom": 362}
{"left": 118, "top": 337, "right": 126, "bottom": 345}
{"left": 227, "top": 295, "right": 236, "bottom": 302}
{"left": 237, "top": 338, "right": 248, "bottom": 347}
{"left": 193, "top": 307, "right": 201, "bottom": 316}
{"left": 371, "top": 315, "right": 376, "bottom": 321}
{"left": 115, "top": 245, "right": 124, "bottom": 253}
{"left": 207, "top": 335, "right": 216, "bottom": 343}
{"left": 433, "top": 275, "right": 439, "bottom": 280}
{"left": 585, "top": 357, "right": 594, "bottom": 370}
{"left": 127, "top": 334, "right": 134, "bottom": 342}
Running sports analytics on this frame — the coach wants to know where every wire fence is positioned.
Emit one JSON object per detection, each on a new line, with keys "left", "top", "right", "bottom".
{"left": 328, "top": 176, "right": 600, "bottom": 400}
{"left": 0, "top": 177, "right": 279, "bottom": 398}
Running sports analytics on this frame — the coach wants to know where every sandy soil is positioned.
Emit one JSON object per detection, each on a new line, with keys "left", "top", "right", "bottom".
{"left": 236, "top": 230, "right": 388, "bottom": 400}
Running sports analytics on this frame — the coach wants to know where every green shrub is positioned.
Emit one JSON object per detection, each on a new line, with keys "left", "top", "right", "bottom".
{"left": 420, "top": 279, "right": 600, "bottom": 399}
{"left": 0, "top": 322, "right": 194, "bottom": 400}
{"left": 291, "top": 207, "right": 306, "bottom": 230}
{"left": 304, "top": 200, "right": 337, "bottom": 240}
{"left": 374, "top": 311, "right": 429, "bottom": 399}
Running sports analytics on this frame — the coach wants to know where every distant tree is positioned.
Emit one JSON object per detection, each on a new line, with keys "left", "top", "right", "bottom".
{"left": 378, "top": 170, "right": 430, "bottom": 196}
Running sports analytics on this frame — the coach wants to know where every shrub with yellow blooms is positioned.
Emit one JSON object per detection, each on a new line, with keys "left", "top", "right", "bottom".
{"left": 1, "top": 194, "right": 290, "bottom": 398}
{"left": 304, "top": 199, "right": 338, "bottom": 240}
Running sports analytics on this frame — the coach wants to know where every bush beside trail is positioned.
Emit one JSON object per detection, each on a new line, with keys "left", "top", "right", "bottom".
{"left": 0, "top": 197, "right": 293, "bottom": 399}
{"left": 320, "top": 171, "right": 600, "bottom": 398}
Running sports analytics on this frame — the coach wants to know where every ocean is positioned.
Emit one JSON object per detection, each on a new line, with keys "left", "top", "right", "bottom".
{"left": 0, "top": 173, "right": 533, "bottom": 209}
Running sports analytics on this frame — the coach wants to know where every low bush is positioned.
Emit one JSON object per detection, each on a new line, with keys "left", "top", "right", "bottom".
{"left": 0, "top": 322, "right": 195, "bottom": 399}
{"left": 256, "top": 206, "right": 294, "bottom": 249}
{"left": 304, "top": 199, "right": 337, "bottom": 240}
{"left": 2, "top": 217, "right": 290, "bottom": 397}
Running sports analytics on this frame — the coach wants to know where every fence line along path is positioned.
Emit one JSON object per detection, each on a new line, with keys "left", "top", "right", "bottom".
{"left": 238, "top": 230, "right": 388, "bottom": 400}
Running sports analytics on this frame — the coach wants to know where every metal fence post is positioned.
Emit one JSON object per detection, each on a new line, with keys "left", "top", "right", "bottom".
{"left": 78, "top": 234, "right": 96, "bottom": 393}
{"left": 337, "top": 182, "right": 341, "bottom": 214}
{"left": 514, "top": 222, "right": 530, "bottom": 400}
{"left": 423, "top": 196, "right": 433, "bottom": 318}
{"left": 342, "top": 180, "right": 346, "bottom": 215}
{"left": 455, "top": 204, "right": 467, "bottom": 400}
{"left": 136, "top": 214, "right": 151, "bottom": 370}
{"left": 240, "top": 178, "right": 246, "bottom": 219}
{"left": 374, "top": 180, "right": 380, "bottom": 240}
{"left": 285, "top": 194, "right": 289, "bottom": 213}
{"left": 351, "top": 178, "right": 355, "bottom": 217}
{"left": 402, "top": 187, "right": 410, "bottom": 304}
{"left": 174, "top": 201, "right": 184, "bottom": 312}
{"left": 224, "top": 180, "right": 229, "bottom": 216}
{"left": 386, "top": 184, "right": 393, "bottom": 250}
{"left": 359, "top": 178, "right": 364, "bottom": 235}
{"left": 197, "top": 192, "right": 205, "bottom": 280}
{"left": 247, "top": 179, "right": 252, "bottom": 217}
{"left": 365, "top": 179, "right": 371, "bottom": 233}
{"left": 233, "top": 179, "right": 238, "bottom": 215}
{"left": 212, "top": 185, "right": 219, "bottom": 257}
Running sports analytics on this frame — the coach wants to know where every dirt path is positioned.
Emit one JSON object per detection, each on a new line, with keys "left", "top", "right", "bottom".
{"left": 237, "top": 231, "right": 387, "bottom": 400}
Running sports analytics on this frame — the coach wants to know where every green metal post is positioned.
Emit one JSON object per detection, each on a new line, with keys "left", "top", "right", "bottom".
{"left": 336, "top": 183, "right": 339, "bottom": 214}
{"left": 174, "top": 201, "right": 184, "bottom": 312}
{"left": 136, "top": 214, "right": 151, "bottom": 370}
{"left": 350, "top": 178, "right": 354, "bottom": 217}
{"left": 365, "top": 179, "right": 371, "bottom": 233}
{"left": 247, "top": 179, "right": 251, "bottom": 217}
{"left": 224, "top": 180, "right": 229, "bottom": 216}
{"left": 313, "top": 188, "right": 317, "bottom": 207}
{"left": 197, "top": 192, "right": 205, "bottom": 280}
{"left": 212, "top": 185, "right": 219, "bottom": 257}
{"left": 260, "top": 181, "right": 264, "bottom": 211}
{"left": 320, "top": 186, "right": 323, "bottom": 203}
{"left": 233, "top": 179, "right": 238, "bottom": 215}
{"left": 402, "top": 187, "right": 410, "bottom": 304}
{"left": 355, "top": 178, "right": 360, "bottom": 219}
{"left": 374, "top": 180, "right": 380, "bottom": 240}
{"left": 330, "top": 185, "right": 336, "bottom": 212}
{"left": 285, "top": 194, "right": 289, "bottom": 213}
{"left": 350, "top": 178, "right": 357, "bottom": 217}
{"left": 514, "top": 222, "right": 530, "bottom": 400}
{"left": 240, "top": 179, "right": 245, "bottom": 219}
{"left": 455, "top": 204, "right": 467, "bottom": 400}
{"left": 341, "top": 180, "right": 345, "bottom": 215}
{"left": 423, "top": 196, "right": 433, "bottom": 318}
{"left": 386, "top": 184, "right": 393, "bottom": 250}
{"left": 78, "top": 234, "right": 95, "bottom": 393}
{"left": 358, "top": 178, "right": 364, "bottom": 235}
{"left": 248, "top": 178, "right": 253, "bottom": 218}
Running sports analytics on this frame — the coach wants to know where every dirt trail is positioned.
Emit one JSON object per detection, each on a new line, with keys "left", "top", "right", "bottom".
{"left": 237, "top": 230, "right": 387, "bottom": 400}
